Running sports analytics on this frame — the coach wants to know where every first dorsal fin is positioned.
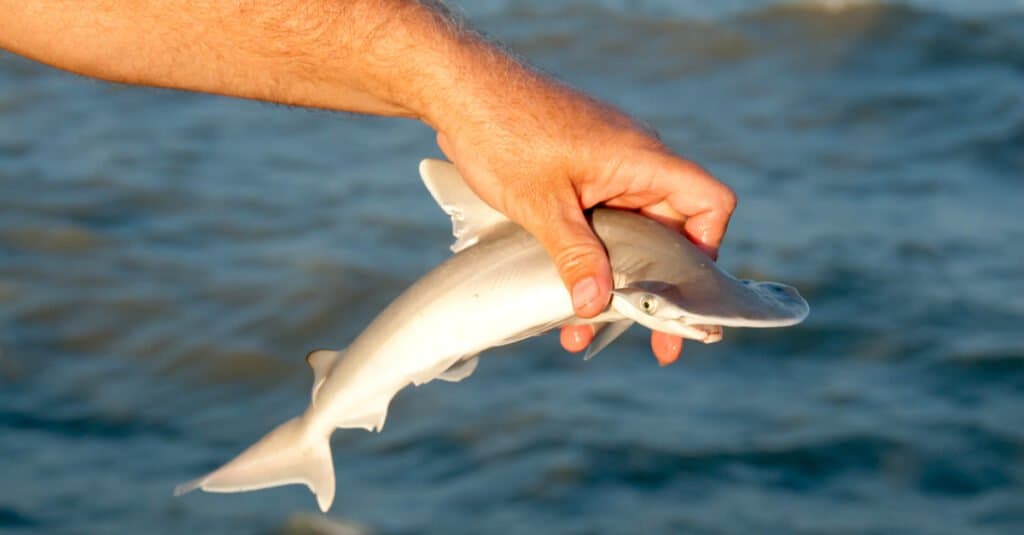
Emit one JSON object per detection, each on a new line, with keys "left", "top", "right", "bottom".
{"left": 419, "top": 159, "right": 514, "bottom": 253}
{"left": 306, "top": 349, "right": 342, "bottom": 405}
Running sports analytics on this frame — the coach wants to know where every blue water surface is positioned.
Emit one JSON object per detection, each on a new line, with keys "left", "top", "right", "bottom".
{"left": 1, "top": 1, "right": 1022, "bottom": 533}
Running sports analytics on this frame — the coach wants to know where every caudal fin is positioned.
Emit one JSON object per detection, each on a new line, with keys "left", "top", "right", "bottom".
{"left": 174, "top": 416, "right": 336, "bottom": 512}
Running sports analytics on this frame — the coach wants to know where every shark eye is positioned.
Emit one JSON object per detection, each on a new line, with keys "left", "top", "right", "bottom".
{"left": 639, "top": 294, "right": 658, "bottom": 314}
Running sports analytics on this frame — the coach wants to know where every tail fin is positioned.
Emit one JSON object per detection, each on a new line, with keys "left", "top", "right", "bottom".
{"left": 174, "top": 416, "right": 336, "bottom": 512}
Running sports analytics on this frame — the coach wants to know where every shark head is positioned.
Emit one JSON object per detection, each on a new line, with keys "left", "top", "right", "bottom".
{"left": 607, "top": 271, "right": 808, "bottom": 345}
{"left": 609, "top": 285, "right": 724, "bottom": 343}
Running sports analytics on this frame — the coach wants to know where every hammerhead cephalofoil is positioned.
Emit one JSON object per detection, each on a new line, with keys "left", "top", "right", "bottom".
{"left": 175, "top": 160, "right": 809, "bottom": 511}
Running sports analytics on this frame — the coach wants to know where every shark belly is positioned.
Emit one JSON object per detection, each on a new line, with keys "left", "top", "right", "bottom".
{"left": 308, "top": 233, "right": 572, "bottom": 433}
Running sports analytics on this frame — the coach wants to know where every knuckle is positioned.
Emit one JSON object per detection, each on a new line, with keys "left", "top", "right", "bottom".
{"left": 718, "top": 184, "right": 738, "bottom": 214}
{"left": 683, "top": 162, "right": 737, "bottom": 216}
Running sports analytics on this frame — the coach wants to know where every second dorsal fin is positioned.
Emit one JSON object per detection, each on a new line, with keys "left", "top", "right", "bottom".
{"left": 306, "top": 349, "right": 343, "bottom": 405}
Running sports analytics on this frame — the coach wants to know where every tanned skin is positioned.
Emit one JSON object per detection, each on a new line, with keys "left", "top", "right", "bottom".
{"left": 0, "top": 1, "right": 736, "bottom": 365}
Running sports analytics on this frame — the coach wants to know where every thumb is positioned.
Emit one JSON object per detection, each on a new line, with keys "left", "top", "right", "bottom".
{"left": 519, "top": 206, "right": 613, "bottom": 318}
{"left": 434, "top": 130, "right": 611, "bottom": 317}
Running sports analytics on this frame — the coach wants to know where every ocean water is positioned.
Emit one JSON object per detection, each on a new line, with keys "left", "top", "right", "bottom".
{"left": 1, "top": 1, "right": 1022, "bottom": 533}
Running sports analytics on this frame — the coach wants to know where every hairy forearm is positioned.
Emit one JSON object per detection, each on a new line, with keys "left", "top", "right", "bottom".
{"left": 0, "top": 1, "right": 737, "bottom": 364}
{"left": 0, "top": 0, "right": 521, "bottom": 128}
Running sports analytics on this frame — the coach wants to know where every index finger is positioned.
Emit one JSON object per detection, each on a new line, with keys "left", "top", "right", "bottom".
{"left": 661, "top": 163, "right": 736, "bottom": 260}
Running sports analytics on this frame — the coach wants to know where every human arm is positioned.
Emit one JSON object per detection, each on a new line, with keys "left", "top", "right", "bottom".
{"left": 0, "top": 0, "right": 736, "bottom": 364}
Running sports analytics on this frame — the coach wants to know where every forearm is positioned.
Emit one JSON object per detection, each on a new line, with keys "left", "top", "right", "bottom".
{"left": 0, "top": 0, "right": 514, "bottom": 128}
{"left": 0, "top": 1, "right": 737, "bottom": 365}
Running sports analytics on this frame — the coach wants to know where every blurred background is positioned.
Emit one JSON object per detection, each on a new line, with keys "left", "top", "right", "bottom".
{"left": 1, "top": 0, "right": 1022, "bottom": 533}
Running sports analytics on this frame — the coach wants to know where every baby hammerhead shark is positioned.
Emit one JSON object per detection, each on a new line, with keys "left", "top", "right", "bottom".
{"left": 175, "top": 159, "right": 809, "bottom": 511}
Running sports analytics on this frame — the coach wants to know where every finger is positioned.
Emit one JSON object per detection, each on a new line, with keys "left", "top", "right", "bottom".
{"left": 639, "top": 200, "right": 687, "bottom": 233}
{"left": 612, "top": 153, "right": 736, "bottom": 260}
{"left": 640, "top": 195, "right": 730, "bottom": 261}
{"left": 560, "top": 324, "right": 595, "bottom": 353}
{"left": 651, "top": 331, "right": 683, "bottom": 366}
{"left": 436, "top": 129, "right": 613, "bottom": 317}
{"left": 518, "top": 201, "right": 613, "bottom": 319}
{"left": 681, "top": 207, "right": 733, "bottom": 261}
{"left": 661, "top": 163, "right": 736, "bottom": 261}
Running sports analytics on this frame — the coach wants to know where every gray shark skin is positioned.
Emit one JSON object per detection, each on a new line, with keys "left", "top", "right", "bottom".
{"left": 174, "top": 159, "right": 809, "bottom": 512}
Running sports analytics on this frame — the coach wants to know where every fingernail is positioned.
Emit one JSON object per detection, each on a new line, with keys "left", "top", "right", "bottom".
{"left": 572, "top": 277, "right": 599, "bottom": 311}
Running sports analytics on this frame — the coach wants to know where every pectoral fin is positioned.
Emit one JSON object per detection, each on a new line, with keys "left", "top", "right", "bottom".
{"left": 340, "top": 407, "right": 390, "bottom": 432}
{"left": 583, "top": 320, "right": 634, "bottom": 360}
{"left": 437, "top": 356, "right": 480, "bottom": 382}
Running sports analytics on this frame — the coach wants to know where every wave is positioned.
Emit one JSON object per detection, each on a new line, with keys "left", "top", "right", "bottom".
{"left": 467, "top": 0, "right": 1024, "bottom": 21}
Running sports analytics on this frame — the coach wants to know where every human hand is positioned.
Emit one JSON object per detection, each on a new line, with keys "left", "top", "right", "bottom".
{"left": 0, "top": 0, "right": 733, "bottom": 365}
{"left": 432, "top": 75, "right": 736, "bottom": 366}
